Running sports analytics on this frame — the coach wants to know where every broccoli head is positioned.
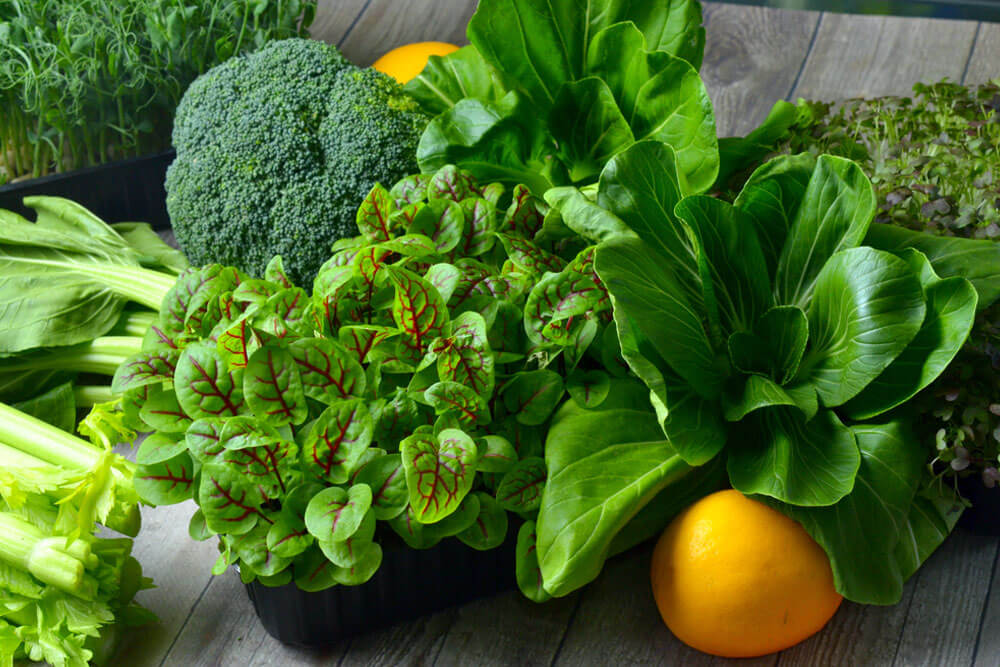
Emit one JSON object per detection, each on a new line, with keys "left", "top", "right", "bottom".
{"left": 165, "top": 38, "right": 429, "bottom": 284}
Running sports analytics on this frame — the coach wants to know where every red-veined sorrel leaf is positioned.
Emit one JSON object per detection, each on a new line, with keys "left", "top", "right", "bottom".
{"left": 189, "top": 509, "right": 212, "bottom": 541}
{"left": 372, "top": 390, "right": 426, "bottom": 445}
{"left": 142, "top": 322, "right": 185, "bottom": 354}
{"left": 338, "top": 325, "right": 399, "bottom": 364}
{"left": 256, "top": 287, "right": 313, "bottom": 339}
{"left": 135, "top": 431, "right": 187, "bottom": 465}
{"left": 496, "top": 456, "right": 547, "bottom": 513}
{"left": 354, "top": 246, "right": 393, "bottom": 288}
{"left": 409, "top": 199, "right": 464, "bottom": 253}
{"left": 425, "top": 381, "right": 491, "bottom": 426}
{"left": 304, "top": 484, "right": 373, "bottom": 542}
{"left": 390, "top": 202, "right": 424, "bottom": 228}
{"left": 357, "top": 183, "right": 396, "bottom": 242}
{"left": 476, "top": 435, "right": 518, "bottom": 473}
{"left": 134, "top": 451, "right": 196, "bottom": 506}
{"left": 216, "top": 315, "right": 259, "bottom": 369}
{"left": 288, "top": 338, "right": 365, "bottom": 404}
{"left": 503, "top": 185, "right": 545, "bottom": 238}
{"left": 389, "top": 505, "right": 440, "bottom": 548}
{"left": 220, "top": 415, "right": 281, "bottom": 451}
{"left": 498, "top": 234, "right": 566, "bottom": 275}
{"left": 232, "top": 521, "right": 291, "bottom": 577}
{"left": 567, "top": 368, "right": 611, "bottom": 408}
{"left": 330, "top": 541, "right": 382, "bottom": 586}
{"left": 300, "top": 399, "right": 374, "bottom": 485}
{"left": 427, "top": 165, "right": 475, "bottom": 202}
{"left": 111, "top": 350, "right": 179, "bottom": 394}
{"left": 389, "top": 173, "right": 431, "bottom": 206}
{"left": 175, "top": 341, "right": 244, "bottom": 418}
{"left": 488, "top": 301, "right": 527, "bottom": 362}
{"left": 353, "top": 453, "right": 408, "bottom": 520}
{"left": 424, "top": 263, "right": 463, "bottom": 303}
{"left": 480, "top": 182, "right": 504, "bottom": 205}
{"left": 121, "top": 384, "right": 152, "bottom": 431}
{"left": 516, "top": 520, "right": 551, "bottom": 602}
{"left": 140, "top": 386, "right": 193, "bottom": 433}
{"left": 214, "top": 437, "right": 297, "bottom": 500}
{"left": 318, "top": 509, "right": 376, "bottom": 566}
{"left": 449, "top": 258, "right": 511, "bottom": 307}
{"left": 293, "top": 545, "right": 338, "bottom": 592}
{"left": 433, "top": 311, "right": 494, "bottom": 398}
{"left": 502, "top": 370, "right": 564, "bottom": 425}
{"left": 387, "top": 266, "right": 451, "bottom": 358}
{"left": 378, "top": 233, "right": 437, "bottom": 258}
{"left": 349, "top": 447, "right": 387, "bottom": 484}
{"left": 312, "top": 260, "right": 355, "bottom": 302}
{"left": 160, "top": 265, "right": 237, "bottom": 335}
{"left": 266, "top": 482, "right": 321, "bottom": 558}
{"left": 232, "top": 279, "right": 279, "bottom": 307}
{"left": 498, "top": 421, "right": 544, "bottom": 459}
{"left": 244, "top": 346, "right": 308, "bottom": 426}
{"left": 458, "top": 197, "right": 497, "bottom": 257}
{"left": 186, "top": 417, "right": 226, "bottom": 462}
{"left": 265, "top": 256, "right": 293, "bottom": 288}
{"left": 400, "top": 428, "right": 479, "bottom": 524}
{"left": 524, "top": 246, "right": 611, "bottom": 345}
{"left": 457, "top": 492, "right": 509, "bottom": 551}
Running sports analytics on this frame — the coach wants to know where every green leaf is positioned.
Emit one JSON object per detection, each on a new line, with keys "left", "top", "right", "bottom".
{"left": 865, "top": 222, "right": 1000, "bottom": 310}
{"left": 139, "top": 386, "right": 193, "bottom": 433}
{"left": 544, "top": 186, "right": 631, "bottom": 243}
{"left": 516, "top": 520, "right": 551, "bottom": 602}
{"left": 476, "top": 435, "right": 519, "bottom": 473}
{"left": 727, "top": 305, "right": 808, "bottom": 384}
{"left": 523, "top": 247, "right": 610, "bottom": 347}
{"left": 11, "top": 382, "right": 75, "bottom": 433}
{"left": 894, "top": 482, "right": 963, "bottom": 582}
{"left": 800, "top": 247, "right": 926, "bottom": 407}
{"left": 318, "top": 509, "right": 377, "bottom": 567}
{"left": 288, "top": 337, "right": 366, "bottom": 403}
{"left": 503, "top": 184, "right": 547, "bottom": 238}
{"left": 185, "top": 418, "right": 225, "bottom": 462}
{"left": 387, "top": 267, "right": 451, "bottom": 359}
{"left": 330, "top": 541, "right": 383, "bottom": 586}
{"left": 433, "top": 311, "right": 495, "bottom": 398}
{"left": 244, "top": 346, "right": 307, "bottom": 426}
{"left": 338, "top": 325, "right": 399, "bottom": 365}
{"left": 175, "top": 342, "right": 244, "bottom": 419}
{"left": 596, "top": 236, "right": 721, "bottom": 399}
{"left": 198, "top": 464, "right": 264, "bottom": 535}
{"left": 405, "top": 45, "right": 511, "bottom": 115}
{"left": 496, "top": 456, "right": 547, "bottom": 513}
{"left": 458, "top": 492, "right": 509, "bottom": 551}
{"left": 769, "top": 420, "right": 925, "bottom": 604}
{"left": 714, "top": 100, "right": 800, "bottom": 189}
{"left": 135, "top": 432, "right": 188, "bottom": 465}
{"left": 304, "top": 484, "right": 373, "bottom": 543}
{"left": 400, "top": 428, "right": 479, "bottom": 524}
{"left": 299, "top": 400, "right": 373, "bottom": 485}
{"left": 774, "top": 155, "right": 876, "bottom": 307}
{"left": 111, "top": 350, "right": 179, "bottom": 394}
{"left": 232, "top": 521, "right": 291, "bottom": 578}
{"left": 389, "top": 174, "right": 432, "bottom": 206}
{"left": 550, "top": 77, "right": 635, "bottom": 181}
{"left": 356, "top": 183, "right": 396, "bottom": 242}
{"left": 728, "top": 407, "right": 860, "bottom": 506}
{"left": 292, "top": 546, "right": 338, "bottom": 592}
{"left": 675, "top": 195, "right": 770, "bottom": 335}
{"left": 458, "top": 197, "right": 498, "bottom": 257}
{"left": 722, "top": 375, "right": 798, "bottom": 422}
{"left": 502, "top": 370, "right": 565, "bottom": 425}
{"left": 425, "top": 380, "right": 491, "bottom": 426}
{"left": 498, "top": 234, "right": 566, "bottom": 276}
{"left": 408, "top": 199, "right": 465, "bottom": 254}
{"left": 134, "top": 452, "right": 196, "bottom": 506}
{"left": 353, "top": 453, "right": 408, "bottom": 520}
{"left": 267, "top": 502, "right": 314, "bottom": 559}
{"left": 733, "top": 152, "right": 816, "bottom": 278}
{"left": 567, "top": 369, "right": 611, "bottom": 408}
{"left": 843, "top": 250, "right": 978, "bottom": 420}
{"left": 427, "top": 165, "right": 476, "bottom": 203}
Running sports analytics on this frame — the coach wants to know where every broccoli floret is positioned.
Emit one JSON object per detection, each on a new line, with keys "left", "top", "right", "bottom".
{"left": 165, "top": 39, "right": 429, "bottom": 284}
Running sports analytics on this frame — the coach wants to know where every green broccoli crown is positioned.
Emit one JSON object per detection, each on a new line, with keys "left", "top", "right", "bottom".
{"left": 166, "top": 38, "right": 430, "bottom": 284}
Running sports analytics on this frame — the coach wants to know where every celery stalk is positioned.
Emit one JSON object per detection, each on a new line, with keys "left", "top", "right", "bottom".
{"left": 0, "top": 512, "right": 88, "bottom": 596}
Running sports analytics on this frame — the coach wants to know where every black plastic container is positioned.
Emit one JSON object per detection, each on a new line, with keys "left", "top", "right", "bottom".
{"left": 958, "top": 477, "right": 1000, "bottom": 536}
{"left": 0, "top": 151, "right": 174, "bottom": 230}
{"left": 245, "top": 531, "right": 519, "bottom": 647}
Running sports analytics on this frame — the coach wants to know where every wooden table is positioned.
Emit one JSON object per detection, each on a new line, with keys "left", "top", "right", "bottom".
{"left": 110, "top": 2, "right": 1000, "bottom": 665}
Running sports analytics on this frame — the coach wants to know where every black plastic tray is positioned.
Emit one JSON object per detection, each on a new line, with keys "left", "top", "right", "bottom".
{"left": 0, "top": 150, "right": 175, "bottom": 230}
{"left": 245, "top": 531, "right": 519, "bottom": 648}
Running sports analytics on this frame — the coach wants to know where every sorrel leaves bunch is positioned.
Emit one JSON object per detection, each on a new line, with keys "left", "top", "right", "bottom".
{"left": 113, "top": 164, "right": 624, "bottom": 597}
{"left": 0, "top": 0, "right": 316, "bottom": 183}
{"left": 535, "top": 140, "right": 997, "bottom": 605}
{"left": 405, "top": 0, "right": 718, "bottom": 195}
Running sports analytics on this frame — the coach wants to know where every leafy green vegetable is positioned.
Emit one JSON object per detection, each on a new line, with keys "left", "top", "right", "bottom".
{"left": 166, "top": 38, "right": 431, "bottom": 285}
{"left": 535, "top": 142, "right": 979, "bottom": 603}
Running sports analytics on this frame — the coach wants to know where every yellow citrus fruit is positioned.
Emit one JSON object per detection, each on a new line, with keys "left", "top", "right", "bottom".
{"left": 372, "top": 41, "right": 460, "bottom": 84}
{"left": 650, "top": 489, "right": 842, "bottom": 658}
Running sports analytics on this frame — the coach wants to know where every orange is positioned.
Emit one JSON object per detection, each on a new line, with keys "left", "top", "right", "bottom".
{"left": 372, "top": 41, "right": 460, "bottom": 84}
{"left": 650, "top": 489, "right": 842, "bottom": 658}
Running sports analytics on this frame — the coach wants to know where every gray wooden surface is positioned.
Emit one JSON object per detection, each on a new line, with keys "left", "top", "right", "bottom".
{"left": 113, "top": 2, "right": 1000, "bottom": 666}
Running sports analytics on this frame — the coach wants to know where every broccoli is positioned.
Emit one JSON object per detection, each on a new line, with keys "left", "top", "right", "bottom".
{"left": 165, "top": 38, "right": 429, "bottom": 284}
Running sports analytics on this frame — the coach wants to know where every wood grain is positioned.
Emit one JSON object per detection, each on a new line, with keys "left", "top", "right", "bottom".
{"left": 339, "top": 608, "right": 459, "bottom": 666}
{"left": 963, "top": 23, "right": 1000, "bottom": 86}
{"left": 893, "top": 531, "right": 998, "bottom": 666}
{"left": 553, "top": 546, "right": 777, "bottom": 667}
{"left": 309, "top": 0, "right": 371, "bottom": 47}
{"left": 972, "top": 541, "right": 1000, "bottom": 667}
{"left": 792, "top": 14, "right": 979, "bottom": 101}
{"left": 701, "top": 3, "right": 820, "bottom": 136}
{"left": 337, "top": 0, "right": 477, "bottom": 66}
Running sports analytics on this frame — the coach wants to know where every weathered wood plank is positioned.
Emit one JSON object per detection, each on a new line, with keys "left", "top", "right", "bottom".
{"left": 339, "top": 608, "right": 459, "bottom": 666}
{"left": 894, "top": 531, "right": 999, "bottom": 666}
{"left": 972, "top": 539, "right": 1000, "bottom": 667}
{"left": 701, "top": 3, "right": 820, "bottom": 136}
{"left": 160, "top": 571, "right": 347, "bottom": 667}
{"left": 791, "top": 14, "right": 979, "bottom": 100}
{"left": 553, "top": 545, "right": 776, "bottom": 667}
{"left": 963, "top": 23, "right": 1000, "bottom": 86}
{"left": 433, "top": 591, "right": 580, "bottom": 666}
{"left": 337, "top": 0, "right": 477, "bottom": 66}
{"left": 310, "top": 0, "right": 371, "bottom": 47}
